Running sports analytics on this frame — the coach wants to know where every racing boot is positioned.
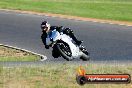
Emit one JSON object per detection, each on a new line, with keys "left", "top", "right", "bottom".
{"left": 76, "top": 40, "right": 83, "bottom": 46}
{"left": 64, "top": 28, "right": 83, "bottom": 46}
{"left": 70, "top": 33, "right": 83, "bottom": 46}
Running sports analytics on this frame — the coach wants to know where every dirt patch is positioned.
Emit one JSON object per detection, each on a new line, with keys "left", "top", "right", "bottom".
{"left": 1, "top": 9, "right": 132, "bottom": 26}
{"left": 0, "top": 46, "right": 30, "bottom": 57}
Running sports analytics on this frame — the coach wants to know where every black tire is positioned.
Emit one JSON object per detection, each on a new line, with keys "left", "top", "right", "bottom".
{"left": 56, "top": 43, "right": 73, "bottom": 61}
{"left": 76, "top": 75, "right": 87, "bottom": 85}
{"left": 80, "top": 46, "right": 90, "bottom": 61}
{"left": 80, "top": 53, "right": 90, "bottom": 61}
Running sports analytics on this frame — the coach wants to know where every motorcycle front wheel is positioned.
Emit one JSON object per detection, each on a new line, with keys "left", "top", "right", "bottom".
{"left": 56, "top": 43, "right": 73, "bottom": 61}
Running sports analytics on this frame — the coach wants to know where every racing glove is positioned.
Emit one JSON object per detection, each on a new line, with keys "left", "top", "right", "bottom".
{"left": 45, "top": 45, "right": 49, "bottom": 49}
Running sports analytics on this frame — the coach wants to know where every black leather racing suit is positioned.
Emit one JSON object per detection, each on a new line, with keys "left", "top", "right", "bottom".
{"left": 41, "top": 26, "right": 80, "bottom": 49}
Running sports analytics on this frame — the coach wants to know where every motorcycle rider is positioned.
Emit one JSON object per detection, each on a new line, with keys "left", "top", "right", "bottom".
{"left": 41, "top": 21, "right": 82, "bottom": 49}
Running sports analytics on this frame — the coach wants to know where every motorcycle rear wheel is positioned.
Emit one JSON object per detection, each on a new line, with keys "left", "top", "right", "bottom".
{"left": 80, "top": 46, "right": 90, "bottom": 61}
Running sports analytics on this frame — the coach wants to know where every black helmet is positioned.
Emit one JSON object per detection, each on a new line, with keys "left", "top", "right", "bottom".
{"left": 41, "top": 21, "right": 48, "bottom": 29}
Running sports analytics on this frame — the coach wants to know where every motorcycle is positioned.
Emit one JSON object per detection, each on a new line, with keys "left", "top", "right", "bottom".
{"left": 46, "top": 29, "right": 90, "bottom": 61}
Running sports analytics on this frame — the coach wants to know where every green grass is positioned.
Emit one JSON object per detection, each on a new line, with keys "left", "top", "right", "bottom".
{"left": 0, "top": 46, "right": 40, "bottom": 61}
{"left": 0, "top": 0, "right": 132, "bottom": 21}
{"left": 0, "top": 63, "right": 132, "bottom": 88}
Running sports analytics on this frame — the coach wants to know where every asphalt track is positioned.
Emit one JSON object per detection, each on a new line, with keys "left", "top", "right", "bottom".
{"left": 0, "top": 10, "right": 132, "bottom": 62}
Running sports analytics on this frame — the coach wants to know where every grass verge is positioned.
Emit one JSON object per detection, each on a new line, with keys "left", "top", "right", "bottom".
{"left": 0, "top": 45, "right": 40, "bottom": 61}
{"left": 0, "top": 63, "right": 132, "bottom": 88}
{"left": 0, "top": 0, "right": 132, "bottom": 22}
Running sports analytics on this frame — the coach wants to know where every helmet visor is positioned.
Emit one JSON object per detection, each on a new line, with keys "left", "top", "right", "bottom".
{"left": 41, "top": 25, "right": 47, "bottom": 29}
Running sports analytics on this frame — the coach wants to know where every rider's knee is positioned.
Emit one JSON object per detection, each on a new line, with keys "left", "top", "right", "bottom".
{"left": 64, "top": 28, "right": 73, "bottom": 35}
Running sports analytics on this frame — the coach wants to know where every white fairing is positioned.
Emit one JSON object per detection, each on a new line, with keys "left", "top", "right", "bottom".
{"left": 46, "top": 30, "right": 83, "bottom": 58}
